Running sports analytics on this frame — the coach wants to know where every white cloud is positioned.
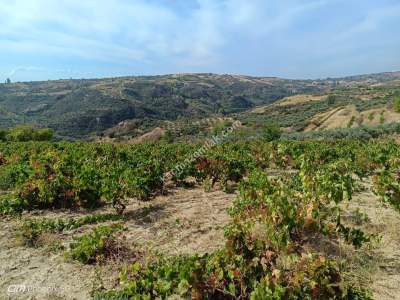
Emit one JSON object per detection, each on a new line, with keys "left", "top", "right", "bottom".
{"left": 0, "top": 0, "right": 330, "bottom": 69}
{"left": 9, "top": 66, "right": 45, "bottom": 76}
{"left": 335, "top": 3, "right": 400, "bottom": 41}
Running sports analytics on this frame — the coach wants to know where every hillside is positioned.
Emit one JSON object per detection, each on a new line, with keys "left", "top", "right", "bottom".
{"left": 239, "top": 75, "right": 400, "bottom": 138}
{"left": 1, "top": 72, "right": 400, "bottom": 140}
{"left": 0, "top": 74, "right": 328, "bottom": 138}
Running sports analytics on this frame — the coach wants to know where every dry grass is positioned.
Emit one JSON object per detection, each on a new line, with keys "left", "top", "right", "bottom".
{"left": 251, "top": 94, "right": 326, "bottom": 114}
{"left": 305, "top": 105, "right": 400, "bottom": 132}
{"left": 275, "top": 94, "right": 326, "bottom": 107}
{"left": 129, "top": 127, "right": 165, "bottom": 144}
{"left": 304, "top": 106, "right": 351, "bottom": 131}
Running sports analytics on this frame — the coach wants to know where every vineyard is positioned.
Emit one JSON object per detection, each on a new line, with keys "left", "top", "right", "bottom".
{"left": 1, "top": 140, "right": 400, "bottom": 299}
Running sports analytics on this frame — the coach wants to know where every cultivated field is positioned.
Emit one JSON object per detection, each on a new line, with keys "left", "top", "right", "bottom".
{"left": 0, "top": 140, "right": 399, "bottom": 299}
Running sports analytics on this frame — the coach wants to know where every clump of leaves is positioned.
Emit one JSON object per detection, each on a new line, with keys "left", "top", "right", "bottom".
{"left": 0, "top": 193, "right": 27, "bottom": 215}
{"left": 373, "top": 169, "right": 400, "bottom": 211}
{"left": 368, "top": 112, "right": 375, "bottom": 121}
{"left": 17, "top": 221, "right": 43, "bottom": 247}
{"left": 17, "top": 213, "right": 125, "bottom": 247}
{"left": 17, "top": 224, "right": 64, "bottom": 249}
{"left": 66, "top": 224, "right": 128, "bottom": 264}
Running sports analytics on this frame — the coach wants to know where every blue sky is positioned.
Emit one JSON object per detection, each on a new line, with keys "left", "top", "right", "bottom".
{"left": 1, "top": 0, "right": 400, "bottom": 82}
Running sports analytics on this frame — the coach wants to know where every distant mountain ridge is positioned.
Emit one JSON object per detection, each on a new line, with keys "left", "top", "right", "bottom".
{"left": 0, "top": 72, "right": 399, "bottom": 138}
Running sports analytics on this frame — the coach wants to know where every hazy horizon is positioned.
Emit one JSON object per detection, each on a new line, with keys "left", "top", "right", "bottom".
{"left": 3, "top": 69, "right": 400, "bottom": 85}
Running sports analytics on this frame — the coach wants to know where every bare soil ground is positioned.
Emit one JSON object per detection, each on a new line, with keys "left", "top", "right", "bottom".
{"left": 0, "top": 188, "right": 236, "bottom": 300}
{"left": 0, "top": 180, "right": 399, "bottom": 300}
{"left": 342, "top": 180, "right": 400, "bottom": 300}
{"left": 0, "top": 223, "right": 94, "bottom": 300}
{"left": 122, "top": 187, "right": 235, "bottom": 255}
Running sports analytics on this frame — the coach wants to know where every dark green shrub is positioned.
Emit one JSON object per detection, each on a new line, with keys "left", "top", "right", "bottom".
{"left": 34, "top": 128, "right": 54, "bottom": 141}
{"left": 262, "top": 123, "right": 281, "bottom": 142}
{"left": 6, "top": 125, "right": 53, "bottom": 141}
{"left": 327, "top": 94, "right": 336, "bottom": 105}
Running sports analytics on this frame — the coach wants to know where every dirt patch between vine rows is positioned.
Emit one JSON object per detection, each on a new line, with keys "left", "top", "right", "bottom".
{"left": 1, "top": 180, "right": 399, "bottom": 300}
{"left": 343, "top": 181, "right": 400, "bottom": 300}
{"left": 0, "top": 188, "right": 236, "bottom": 300}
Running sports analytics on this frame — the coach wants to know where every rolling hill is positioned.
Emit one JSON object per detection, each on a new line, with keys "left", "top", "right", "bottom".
{"left": 239, "top": 74, "right": 400, "bottom": 136}
{"left": 1, "top": 72, "right": 400, "bottom": 139}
